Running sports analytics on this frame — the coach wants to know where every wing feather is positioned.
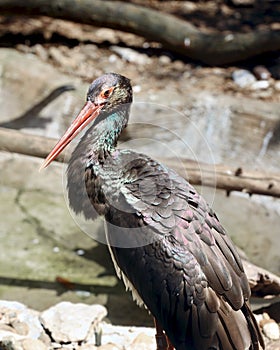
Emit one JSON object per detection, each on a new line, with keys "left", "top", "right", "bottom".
{"left": 114, "top": 154, "right": 262, "bottom": 349}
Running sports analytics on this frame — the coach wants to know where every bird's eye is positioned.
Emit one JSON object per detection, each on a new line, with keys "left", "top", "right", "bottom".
{"left": 100, "top": 87, "right": 114, "bottom": 99}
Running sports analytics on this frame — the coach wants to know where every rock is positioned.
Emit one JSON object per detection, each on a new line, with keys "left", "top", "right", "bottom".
{"left": 0, "top": 325, "right": 17, "bottom": 334}
{"left": 0, "top": 329, "right": 26, "bottom": 341}
{"left": 0, "top": 332, "right": 25, "bottom": 350}
{"left": 10, "top": 321, "right": 28, "bottom": 337}
{"left": 262, "top": 320, "right": 280, "bottom": 341}
{"left": 129, "top": 332, "right": 155, "bottom": 350}
{"left": 77, "top": 345, "right": 98, "bottom": 350}
{"left": 173, "top": 60, "right": 185, "bottom": 70}
{"left": 79, "top": 44, "right": 99, "bottom": 59}
{"left": 253, "top": 65, "right": 271, "bottom": 80}
{"left": 94, "top": 28, "right": 119, "bottom": 44}
{"left": 253, "top": 313, "right": 263, "bottom": 325}
{"left": 0, "top": 339, "right": 20, "bottom": 350}
{"left": 32, "top": 44, "right": 49, "bottom": 61}
{"left": 74, "top": 290, "right": 91, "bottom": 299}
{"left": 183, "top": 1, "right": 197, "bottom": 11}
{"left": 249, "top": 80, "right": 270, "bottom": 90}
{"left": 232, "top": 69, "right": 256, "bottom": 88}
{"left": 251, "top": 89, "right": 273, "bottom": 99}
{"left": 275, "top": 81, "right": 280, "bottom": 91}
{"left": 159, "top": 55, "right": 172, "bottom": 65}
{"left": 97, "top": 344, "right": 122, "bottom": 350}
{"left": 108, "top": 54, "right": 118, "bottom": 63}
{"left": 40, "top": 302, "right": 107, "bottom": 343}
{"left": 259, "top": 313, "right": 280, "bottom": 341}
{"left": 21, "top": 338, "right": 48, "bottom": 350}
{"left": 110, "top": 46, "right": 151, "bottom": 65}
{"left": 133, "top": 85, "right": 142, "bottom": 93}
{"left": 101, "top": 323, "right": 156, "bottom": 349}
{"left": 0, "top": 301, "right": 26, "bottom": 312}
{"left": 0, "top": 301, "right": 46, "bottom": 341}
{"left": 49, "top": 47, "right": 71, "bottom": 67}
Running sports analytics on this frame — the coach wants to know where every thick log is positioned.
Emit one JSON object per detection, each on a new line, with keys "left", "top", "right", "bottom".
{"left": 0, "top": 127, "right": 279, "bottom": 198}
{"left": 0, "top": 0, "right": 279, "bottom": 65}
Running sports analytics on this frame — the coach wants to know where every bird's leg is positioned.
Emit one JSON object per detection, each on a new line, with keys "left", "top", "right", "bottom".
{"left": 154, "top": 318, "right": 169, "bottom": 350}
{"left": 167, "top": 337, "right": 175, "bottom": 350}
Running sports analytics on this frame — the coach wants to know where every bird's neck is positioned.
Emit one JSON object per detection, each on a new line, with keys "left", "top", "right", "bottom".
{"left": 73, "top": 105, "right": 130, "bottom": 165}
{"left": 94, "top": 110, "right": 127, "bottom": 157}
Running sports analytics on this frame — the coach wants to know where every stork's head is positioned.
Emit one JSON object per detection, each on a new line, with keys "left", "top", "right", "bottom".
{"left": 87, "top": 73, "right": 132, "bottom": 111}
{"left": 40, "top": 73, "right": 132, "bottom": 169}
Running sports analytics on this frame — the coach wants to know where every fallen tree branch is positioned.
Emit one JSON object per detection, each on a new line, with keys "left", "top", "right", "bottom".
{"left": 0, "top": 127, "right": 67, "bottom": 165}
{"left": 0, "top": 0, "right": 280, "bottom": 65}
{"left": 0, "top": 127, "right": 279, "bottom": 197}
{"left": 243, "top": 260, "right": 280, "bottom": 297}
{"left": 159, "top": 157, "right": 280, "bottom": 198}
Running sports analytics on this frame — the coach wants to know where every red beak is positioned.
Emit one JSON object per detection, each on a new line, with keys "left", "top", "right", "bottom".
{"left": 40, "top": 101, "right": 102, "bottom": 170}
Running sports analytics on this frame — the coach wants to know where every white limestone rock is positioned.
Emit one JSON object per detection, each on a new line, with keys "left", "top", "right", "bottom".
{"left": 40, "top": 302, "right": 107, "bottom": 343}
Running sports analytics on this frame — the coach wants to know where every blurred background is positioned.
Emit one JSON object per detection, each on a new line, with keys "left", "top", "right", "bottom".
{"left": 0, "top": 0, "right": 279, "bottom": 346}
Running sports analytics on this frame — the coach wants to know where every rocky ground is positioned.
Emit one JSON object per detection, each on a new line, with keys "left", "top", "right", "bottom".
{"left": 0, "top": 300, "right": 157, "bottom": 350}
{"left": 0, "top": 300, "right": 279, "bottom": 350}
{"left": 0, "top": 0, "right": 280, "bottom": 349}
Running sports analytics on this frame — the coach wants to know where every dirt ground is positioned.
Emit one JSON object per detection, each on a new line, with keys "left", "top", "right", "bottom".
{"left": 0, "top": 0, "right": 280, "bottom": 103}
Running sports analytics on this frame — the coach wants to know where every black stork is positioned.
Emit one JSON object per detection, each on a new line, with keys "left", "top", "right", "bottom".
{"left": 41, "top": 73, "right": 264, "bottom": 350}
